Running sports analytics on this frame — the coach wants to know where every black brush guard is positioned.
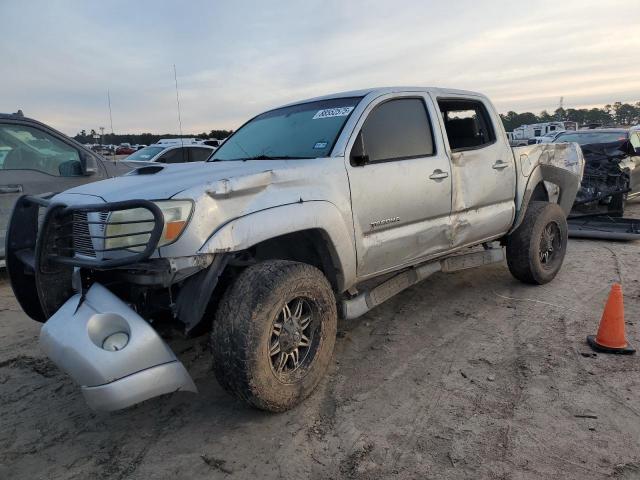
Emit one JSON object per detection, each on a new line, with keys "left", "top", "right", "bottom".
{"left": 6, "top": 195, "right": 164, "bottom": 322}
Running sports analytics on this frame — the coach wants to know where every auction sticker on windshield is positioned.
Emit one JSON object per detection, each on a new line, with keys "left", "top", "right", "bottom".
{"left": 312, "top": 107, "right": 354, "bottom": 120}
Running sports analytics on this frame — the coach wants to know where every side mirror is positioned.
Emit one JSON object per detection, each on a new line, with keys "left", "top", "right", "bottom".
{"left": 350, "top": 131, "right": 369, "bottom": 166}
{"left": 80, "top": 151, "right": 98, "bottom": 176}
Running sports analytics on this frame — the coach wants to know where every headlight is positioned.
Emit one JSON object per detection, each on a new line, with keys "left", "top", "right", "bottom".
{"left": 104, "top": 200, "right": 193, "bottom": 252}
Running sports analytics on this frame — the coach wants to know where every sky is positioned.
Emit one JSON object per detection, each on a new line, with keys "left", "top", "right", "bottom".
{"left": 1, "top": 0, "right": 639, "bottom": 136}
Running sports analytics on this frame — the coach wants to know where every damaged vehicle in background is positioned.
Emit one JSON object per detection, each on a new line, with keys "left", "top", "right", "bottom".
{"left": 7, "top": 87, "right": 584, "bottom": 413}
{"left": 553, "top": 129, "right": 640, "bottom": 215}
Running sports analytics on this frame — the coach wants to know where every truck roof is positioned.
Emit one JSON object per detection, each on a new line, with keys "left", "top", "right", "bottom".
{"left": 280, "top": 86, "right": 487, "bottom": 108}
{"left": 157, "top": 138, "right": 202, "bottom": 145}
{"left": 0, "top": 112, "right": 32, "bottom": 121}
{"left": 0, "top": 112, "right": 71, "bottom": 134}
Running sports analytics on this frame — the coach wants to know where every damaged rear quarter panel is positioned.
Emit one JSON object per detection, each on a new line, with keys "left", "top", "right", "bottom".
{"left": 511, "top": 142, "right": 584, "bottom": 231}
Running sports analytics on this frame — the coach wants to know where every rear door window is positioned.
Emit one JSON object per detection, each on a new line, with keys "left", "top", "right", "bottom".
{"left": 159, "top": 147, "right": 188, "bottom": 163}
{"left": 357, "top": 98, "right": 434, "bottom": 163}
{"left": 438, "top": 99, "right": 496, "bottom": 151}
{"left": 188, "top": 147, "right": 213, "bottom": 162}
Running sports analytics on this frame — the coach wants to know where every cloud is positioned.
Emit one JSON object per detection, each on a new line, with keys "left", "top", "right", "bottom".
{"left": 1, "top": 0, "right": 638, "bottom": 135}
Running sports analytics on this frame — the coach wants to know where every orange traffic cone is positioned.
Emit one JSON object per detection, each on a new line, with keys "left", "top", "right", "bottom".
{"left": 587, "top": 283, "right": 635, "bottom": 354}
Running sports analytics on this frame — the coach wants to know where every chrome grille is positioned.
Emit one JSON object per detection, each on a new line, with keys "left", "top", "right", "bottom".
{"left": 72, "top": 211, "right": 109, "bottom": 257}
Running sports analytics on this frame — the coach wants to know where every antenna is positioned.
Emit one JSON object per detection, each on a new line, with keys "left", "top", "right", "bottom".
{"left": 557, "top": 96, "right": 564, "bottom": 120}
{"left": 173, "top": 64, "right": 184, "bottom": 152}
{"left": 107, "top": 90, "right": 114, "bottom": 134}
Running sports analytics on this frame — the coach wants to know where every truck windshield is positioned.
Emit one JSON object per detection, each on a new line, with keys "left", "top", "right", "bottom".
{"left": 210, "top": 97, "right": 362, "bottom": 161}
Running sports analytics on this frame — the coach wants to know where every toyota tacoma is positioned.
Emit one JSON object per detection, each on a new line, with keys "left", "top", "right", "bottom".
{"left": 7, "top": 87, "right": 584, "bottom": 412}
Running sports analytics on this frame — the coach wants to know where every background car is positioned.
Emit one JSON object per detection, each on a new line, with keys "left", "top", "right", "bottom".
{"left": 115, "top": 145, "right": 136, "bottom": 155}
{"left": 202, "top": 138, "right": 226, "bottom": 147}
{"left": 0, "top": 112, "right": 135, "bottom": 260}
{"left": 530, "top": 131, "right": 565, "bottom": 144}
{"left": 124, "top": 142, "right": 215, "bottom": 163}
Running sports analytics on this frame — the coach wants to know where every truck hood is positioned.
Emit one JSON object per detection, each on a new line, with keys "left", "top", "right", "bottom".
{"left": 62, "top": 160, "right": 298, "bottom": 201}
{"left": 52, "top": 155, "right": 353, "bottom": 265}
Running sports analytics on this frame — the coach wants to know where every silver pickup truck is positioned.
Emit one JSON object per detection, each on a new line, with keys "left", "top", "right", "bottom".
{"left": 7, "top": 87, "right": 584, "bottom": 412}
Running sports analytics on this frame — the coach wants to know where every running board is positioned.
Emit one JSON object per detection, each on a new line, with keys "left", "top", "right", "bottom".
{"left": 342, "top": 247, "right": 504, "bottom": 319}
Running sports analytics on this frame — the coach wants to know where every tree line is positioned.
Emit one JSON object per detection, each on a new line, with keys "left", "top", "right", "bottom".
{"left": 500, "top": 101, "right": 640, "bottom": 132}
{"left": 73, "top": 129, "right": 234, "bottom": 145}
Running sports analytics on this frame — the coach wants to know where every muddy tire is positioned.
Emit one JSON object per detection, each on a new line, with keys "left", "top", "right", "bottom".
{"left": 506, "top": 201, "right": 568, "bottom": 285}
{"left": 211, "top": 260, "right": 337, "bottom": 412}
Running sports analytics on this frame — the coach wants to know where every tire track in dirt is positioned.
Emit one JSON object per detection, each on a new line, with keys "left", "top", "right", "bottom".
{"left": 497, "top": 239, "right": 638, "bottom": 478}
{"left": 308, "top": 270, "right": 510, "bottom": 478}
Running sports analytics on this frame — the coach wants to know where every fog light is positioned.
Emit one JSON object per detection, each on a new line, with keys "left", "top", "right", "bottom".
{"left": 102, "top": 332, "right": 129, "bottom": 351}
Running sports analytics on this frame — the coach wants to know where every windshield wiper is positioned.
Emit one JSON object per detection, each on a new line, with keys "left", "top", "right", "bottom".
{"left": 209, "top": 155, "right": 315, "bottom": 161}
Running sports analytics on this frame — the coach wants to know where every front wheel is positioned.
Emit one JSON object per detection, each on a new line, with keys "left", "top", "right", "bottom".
{"left": 506, "top": 201, "right": 568, "bottom": 285}
{"left": 211, "top": 260, "right": 337, "bottom": 412}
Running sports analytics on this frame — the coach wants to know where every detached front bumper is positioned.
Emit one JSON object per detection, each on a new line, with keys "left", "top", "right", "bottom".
{"left": 40, "top": 282, "right": 197, "bottom": 411}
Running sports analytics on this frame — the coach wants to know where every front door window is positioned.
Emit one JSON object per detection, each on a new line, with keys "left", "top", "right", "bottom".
{"left": 0, "top": 124, "right": 82, "bottom": 176}
{"left": 355, "top": 98, "right": 435, "bottom": 163}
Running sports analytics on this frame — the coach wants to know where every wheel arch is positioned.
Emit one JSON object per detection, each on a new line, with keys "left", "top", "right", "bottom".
{"left": 510, "top": 164, "right": 579, "bottom": 233}
{"left": 246, "top": 229, "right": 344, "bottom": 292}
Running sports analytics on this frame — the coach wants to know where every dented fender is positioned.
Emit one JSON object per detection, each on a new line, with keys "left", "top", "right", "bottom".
{"left": 198, "top": 201, "right": 357, "bottom": 291}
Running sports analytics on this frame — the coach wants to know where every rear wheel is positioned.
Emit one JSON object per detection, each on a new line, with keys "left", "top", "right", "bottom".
{"left": 506, "top": 201, "right": 568, "bottom": 285}
{"left": 211, "top": 260, "right": 337, "bottom": 412}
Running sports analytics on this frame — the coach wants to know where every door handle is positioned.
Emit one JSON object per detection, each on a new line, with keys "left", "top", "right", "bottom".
{"left": 492, "top": 160, "right": 509, "bottom": 170}
{"left": 0, "top": 185, "right": 22, "bottom": 194}
{"left": 429, "top": 169, "right": 449, "bottom": 180}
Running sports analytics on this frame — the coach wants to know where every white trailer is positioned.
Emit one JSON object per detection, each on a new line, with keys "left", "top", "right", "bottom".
{"left": 511, "top": 121, "right": 577, "bottom": 146}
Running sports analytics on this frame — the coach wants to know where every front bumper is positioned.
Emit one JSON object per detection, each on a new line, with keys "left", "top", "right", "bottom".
{"left": 40, "top": 282, "right": 197, "bottom": 411}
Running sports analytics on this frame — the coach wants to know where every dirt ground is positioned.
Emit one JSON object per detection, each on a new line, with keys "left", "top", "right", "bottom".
{"left": 1, "top": 201, "right": 640, "bottom": 480}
